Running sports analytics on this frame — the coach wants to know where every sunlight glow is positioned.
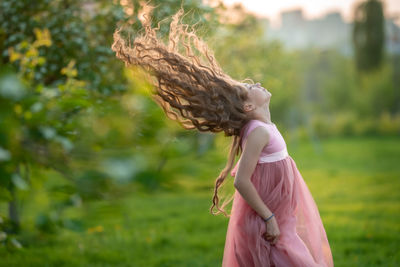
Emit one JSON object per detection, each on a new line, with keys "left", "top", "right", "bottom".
{"left": 219, "top": 0, "right": 400, "bottom": 26}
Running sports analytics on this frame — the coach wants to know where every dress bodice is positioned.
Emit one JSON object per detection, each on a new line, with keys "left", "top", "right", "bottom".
{"left": 239, "top": 119, "right": 287, "bottom": 156}
{"left": 231, "top": 120, "right": 288, "bottom": 177}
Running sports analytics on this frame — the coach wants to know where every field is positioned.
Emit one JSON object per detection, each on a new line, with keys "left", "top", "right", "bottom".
{"left": 1, "top": 136, "right": 399, "bottom": 266}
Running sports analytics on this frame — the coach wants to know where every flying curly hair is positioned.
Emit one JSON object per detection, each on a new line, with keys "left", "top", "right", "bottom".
{"left": 111, "top": 2, "right": 255, "bottom": 217}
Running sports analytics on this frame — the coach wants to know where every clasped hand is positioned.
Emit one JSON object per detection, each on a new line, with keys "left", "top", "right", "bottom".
{"left": 263, "top": 217, "right": 280, "bottom": 245}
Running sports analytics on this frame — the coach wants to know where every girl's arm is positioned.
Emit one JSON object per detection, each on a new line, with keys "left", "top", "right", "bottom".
{"left": 234, "top": 127, "right": 273, "bottom": 219}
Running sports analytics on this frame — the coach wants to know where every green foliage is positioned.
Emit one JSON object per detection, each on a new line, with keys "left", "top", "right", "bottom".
{"left": 284, "top": 48, "right": 399, "bottom": 138}
{"left": 0, "top": 0, "right": 222, "bottom": 240}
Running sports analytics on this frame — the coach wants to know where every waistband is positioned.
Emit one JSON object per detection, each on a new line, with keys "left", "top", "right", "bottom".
{"left": 258, "top": 147, "right": 289, "bottom": 163}
{"left": 230, "top": 147, "right": 289, "bottom": 177}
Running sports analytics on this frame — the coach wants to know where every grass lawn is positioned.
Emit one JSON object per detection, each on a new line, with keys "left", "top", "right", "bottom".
{"left": 0, "top": 136, "right": 399, "bottom": 266}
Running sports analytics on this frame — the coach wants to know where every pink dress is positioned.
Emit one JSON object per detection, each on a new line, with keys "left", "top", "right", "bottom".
{"left": 222, "top": 119, "right": 334, "bottom": 267}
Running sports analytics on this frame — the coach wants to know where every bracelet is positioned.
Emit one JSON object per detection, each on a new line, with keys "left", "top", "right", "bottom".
{"left": 263, "top": 213, "right": 274, "bottom": 222}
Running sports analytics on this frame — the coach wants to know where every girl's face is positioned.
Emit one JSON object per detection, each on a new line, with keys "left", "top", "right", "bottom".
{"left": 243, "top": 82, "right": 271, "bottom": 111}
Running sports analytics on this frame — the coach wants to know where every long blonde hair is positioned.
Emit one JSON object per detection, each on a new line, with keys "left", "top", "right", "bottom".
{"left": 111, "top": 3, "right": 251, "bottom": 217}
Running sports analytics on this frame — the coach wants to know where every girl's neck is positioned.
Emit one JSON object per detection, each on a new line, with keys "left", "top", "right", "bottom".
{"left": 253, "top": 107, "right": 272, "bottom": 124}
{"left": 255, "top": 117, "right": 273, "bottom": 124}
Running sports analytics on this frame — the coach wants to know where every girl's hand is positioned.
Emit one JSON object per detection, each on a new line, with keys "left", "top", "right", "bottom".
{"left": 263, "top": 217, "right": 280, "bottom": 245}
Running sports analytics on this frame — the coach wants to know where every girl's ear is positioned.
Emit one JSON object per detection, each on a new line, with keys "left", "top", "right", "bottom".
{"left": 243, "top": 102, "right": 254, "bottom": 112}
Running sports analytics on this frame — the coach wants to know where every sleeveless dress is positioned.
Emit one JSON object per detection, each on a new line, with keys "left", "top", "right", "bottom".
{"left": 222, "top": 119, "right": 334, "bottom": 267}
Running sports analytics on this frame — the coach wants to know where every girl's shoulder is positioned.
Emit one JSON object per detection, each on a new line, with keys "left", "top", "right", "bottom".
{"left": 240, "top": 119, "right": 275, "bottom": 147}
{"left": 242, "top": 119, "right": 274, "bottom": 137}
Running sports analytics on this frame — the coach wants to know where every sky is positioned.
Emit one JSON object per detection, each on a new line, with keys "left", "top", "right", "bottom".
{"left": 218, "top": 0, "right": 400, "bottom": 27}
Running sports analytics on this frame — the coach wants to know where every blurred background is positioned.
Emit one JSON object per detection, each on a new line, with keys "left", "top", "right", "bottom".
{"left": 0, "top": 0, "right": 399, "bottom": 266}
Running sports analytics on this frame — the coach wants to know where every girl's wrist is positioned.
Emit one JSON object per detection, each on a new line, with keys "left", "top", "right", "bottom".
{"left": 263, "top": 213, "right": 275, "bottom": 222}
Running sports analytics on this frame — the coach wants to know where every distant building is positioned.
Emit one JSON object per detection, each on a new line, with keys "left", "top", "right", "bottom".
{"left": 261, "top": 8, "right": 400, "bottom": 56}
{"left": 386, "top": 16, "right": 400, "bottom": 55}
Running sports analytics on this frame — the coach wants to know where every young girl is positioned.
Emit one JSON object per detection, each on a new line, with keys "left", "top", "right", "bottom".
{"left": 111, "top": 4, "right": 333, "bottom": 267}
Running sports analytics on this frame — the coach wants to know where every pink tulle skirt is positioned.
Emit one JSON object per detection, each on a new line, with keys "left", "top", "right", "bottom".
{"left": 222, "top": 155, "right": 334, "bottom": 267}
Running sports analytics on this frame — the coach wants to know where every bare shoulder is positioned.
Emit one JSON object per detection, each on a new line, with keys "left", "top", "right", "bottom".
{"left": 244, "top": 125, "right": 270, "bottom": 150}
{"left": 235, "top": 125, "right": 270, "bottom": 181}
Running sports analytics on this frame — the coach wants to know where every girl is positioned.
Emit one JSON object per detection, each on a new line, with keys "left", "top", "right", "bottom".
{"left": 111, "top": 4, "right": 334, "bottom": 267}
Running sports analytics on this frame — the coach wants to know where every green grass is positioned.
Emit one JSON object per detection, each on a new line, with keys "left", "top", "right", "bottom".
{"left": 1, "top": 136, "right": 399, "bottom": 266}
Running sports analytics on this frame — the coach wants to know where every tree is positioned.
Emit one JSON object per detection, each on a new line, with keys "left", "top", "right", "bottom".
{"left": 352, "top": 0, "right": 385, "bottom": 72}
{"left": 0, "top": 0, "right": 219, "bottom": 243}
